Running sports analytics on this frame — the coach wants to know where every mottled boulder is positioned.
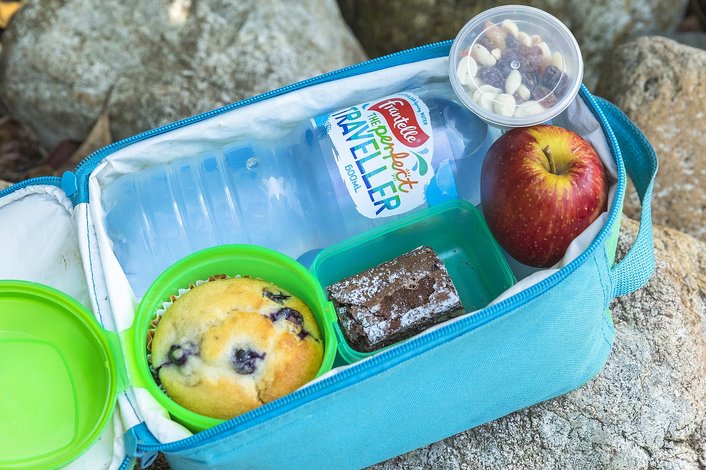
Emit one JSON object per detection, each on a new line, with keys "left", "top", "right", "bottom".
{"left": 0, "top": 0, "right": 366, "bottom": 149}
{"left": 373, "top": 218, "right": 706, "bottom": 469}
{"left": 597, "top": 36, "right": 706, "bottom": 241}
{"left": 661, "top": 32, "right": 706, "bottom": 51}
{"left": 338, "top": 0, "right": 688, "bottom": 87}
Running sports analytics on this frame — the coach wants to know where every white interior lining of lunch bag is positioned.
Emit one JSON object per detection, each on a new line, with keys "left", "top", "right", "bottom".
{"left": 84, "top": 56, "right": 618, "bottom": 443}
{"left": 0, "top": 186, "right": 89, "bottom": 304}
{"left": 0, "top": 185, "right": 126, "bottom": 470}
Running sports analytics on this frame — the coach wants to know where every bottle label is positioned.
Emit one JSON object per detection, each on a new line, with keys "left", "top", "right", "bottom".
{"left": 316, "top": 92, "right": 435, "bottom": 219}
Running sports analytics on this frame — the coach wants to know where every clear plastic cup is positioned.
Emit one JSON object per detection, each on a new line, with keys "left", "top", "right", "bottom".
{"left": 449, "top": 5, "right": 583, "bottom": 128}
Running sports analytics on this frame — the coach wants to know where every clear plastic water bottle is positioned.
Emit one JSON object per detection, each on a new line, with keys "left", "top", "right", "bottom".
{"left": 101, "top": 81, "right": 497, "bottom": 296}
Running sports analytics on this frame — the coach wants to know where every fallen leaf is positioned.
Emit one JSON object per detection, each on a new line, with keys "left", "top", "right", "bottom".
{"left": 66, "top": 109, "right": 112, "bottom": 167}
{"left": 0, "top": 2, "right": 22, "bottom": 29}
{"left": 0, "top": 179, "right": 11, "bottom": 190}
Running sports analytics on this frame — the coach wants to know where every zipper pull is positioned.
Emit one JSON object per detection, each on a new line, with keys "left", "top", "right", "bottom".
{"left": 61, "top": 171, "right": 77, "bottom": 198}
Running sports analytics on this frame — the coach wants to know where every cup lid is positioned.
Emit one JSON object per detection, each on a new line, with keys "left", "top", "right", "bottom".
{"left": 449, "top": 5, "right": 583, "bottom": 127}
{"left": 0, "top": 281, "right": 118, "bottom": 469}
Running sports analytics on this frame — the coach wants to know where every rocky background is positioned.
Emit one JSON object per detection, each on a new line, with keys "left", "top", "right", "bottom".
{"left": 0, "top": 0, "right": 704, "bottom": 468}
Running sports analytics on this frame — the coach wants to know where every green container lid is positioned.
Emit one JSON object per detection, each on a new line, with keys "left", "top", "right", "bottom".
{"left": 0, "top": 281, "right": 118, "bottom": 469}
{"left": 134, "top": 244, "right": 337, "bottom": 432}
{"left": 311, "top": 200, "right": 517, "bottom": 364}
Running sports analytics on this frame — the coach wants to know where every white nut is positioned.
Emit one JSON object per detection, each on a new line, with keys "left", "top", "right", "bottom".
{"left": 472, "top": 89, "right": 482, "bottom": 103}
{"left": 531, "top": 34, "right": 542, "bottom": 46}
{"left": 552, "top": 52, "right": 565, "bottom": 71}
{"left": 514, "top": 100, "right": 545, "bottom": 117}
{"left": 456, "top": 56, "right": 478, "bottom": 85}
{"left": 501, "top": 20, "right": 519, "bottom": 38}
{"left": 504, "top": 69, "right": 521, "bottom": 95}
{"left": 491, "top": 48, "right": 502, "bottom": 60}
{"left": 479, "top": 92, "right": 497, "bottom": 112}
{"left": 538, "top": 42, "right": 551, "bottom": 59}
{"left": 466, "top": 77, "right": 483, "bottom": 93}
{"left": 517, "top": 31, "right": 532, "bottom": 46}
{"left": 517, "top": 84, "right": 531, "bottom": 100}
{"left": 494, "top": 93, "right": 516, "bottom": 117}
{"left": 472, "top": 44, "right": 496, "bottom": 66}
{"left": 479, "top": 84, "right": 502, "bottom": 94}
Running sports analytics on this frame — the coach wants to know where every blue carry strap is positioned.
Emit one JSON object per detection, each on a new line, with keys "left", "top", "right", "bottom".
{"left": 596, "top": 97, "right": 659, "bottom": 298}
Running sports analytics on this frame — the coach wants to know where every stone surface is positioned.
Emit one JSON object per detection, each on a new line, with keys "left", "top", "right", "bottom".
{"left": 372, "top": 218, "right": 706, "bottom": 469}
{"left": 338, "top": 0, "right": 688, "bottom": 88}
{"left": 0, "top": 0, "right": 366, "bottom": 149}
{"left": 661, "top": 32, "right": 706, "bottom": 50}
{"left": 597, "top": 36, "right": 706, "bottom": 241}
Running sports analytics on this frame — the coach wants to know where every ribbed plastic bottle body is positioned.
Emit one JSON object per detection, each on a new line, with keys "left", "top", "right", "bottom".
{"left": 101, "top": 81, "right": 494, "bottom": 296}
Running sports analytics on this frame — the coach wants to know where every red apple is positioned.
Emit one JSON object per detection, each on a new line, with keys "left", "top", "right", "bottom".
{"left": 481, "top": 124, "right": 609, "bottom": 268}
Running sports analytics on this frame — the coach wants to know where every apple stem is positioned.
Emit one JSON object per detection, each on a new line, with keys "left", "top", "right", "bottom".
{"left": 543, "top": 146, "right": 557, "bottom": 175}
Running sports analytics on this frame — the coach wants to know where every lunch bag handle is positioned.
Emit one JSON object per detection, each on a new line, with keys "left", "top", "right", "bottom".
{"left": 596, "top": 97, "right": 659, "bottom": 298}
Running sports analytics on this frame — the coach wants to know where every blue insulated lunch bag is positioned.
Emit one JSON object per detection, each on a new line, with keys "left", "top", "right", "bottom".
{"left": 0, "top": 40, "right": 657, "bottom": 470}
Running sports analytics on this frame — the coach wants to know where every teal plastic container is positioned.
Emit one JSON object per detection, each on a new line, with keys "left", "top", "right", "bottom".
{"left": 310, "top": 200, "right": 516, "bottom": 363}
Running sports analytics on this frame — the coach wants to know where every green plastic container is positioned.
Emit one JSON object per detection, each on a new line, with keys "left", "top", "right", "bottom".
{"left": 310, "top": 200, "right": 516, "bottom": 364}
{"left": 134, "top": 244, "right": 337, "bottom": 432}
{"left": 0, "top": 281, "right": 119, "bottom": 469}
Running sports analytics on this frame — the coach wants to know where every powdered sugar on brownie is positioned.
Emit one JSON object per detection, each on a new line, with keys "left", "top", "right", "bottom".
{"left": 327, "top": 246, "right": 463, "bottom": 352}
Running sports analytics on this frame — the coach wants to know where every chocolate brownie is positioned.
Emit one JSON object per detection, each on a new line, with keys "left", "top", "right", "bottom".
{"left": 327, "top": 246, "right": 463, "bottom": 353}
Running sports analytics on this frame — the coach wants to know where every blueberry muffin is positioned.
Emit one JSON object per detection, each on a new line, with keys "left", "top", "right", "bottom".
{"left": 150, "top": 277, "right": 323, "bottom": 419}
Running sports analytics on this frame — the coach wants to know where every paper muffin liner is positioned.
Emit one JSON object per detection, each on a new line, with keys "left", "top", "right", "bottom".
{"left": 147, "top": 273, "right": 232, "bottom": 390}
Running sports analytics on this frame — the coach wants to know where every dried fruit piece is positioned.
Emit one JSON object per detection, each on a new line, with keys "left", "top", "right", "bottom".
{"left": 542, "top": 65, "right": 569, "bottom": 97}
{"left": 531, "top": 85, "right": 558, "bottom": 107}
{"left": 478, "top": 66, "right": 504, "bottom": 89}
{"left": 504, "top": 35, "right": 520, "bottom": 50}
{"left": 483, "top": 20, "right": 507, "bottom": 49}
{"left": 523, "top": 45, "right": 545, "bottom": 72}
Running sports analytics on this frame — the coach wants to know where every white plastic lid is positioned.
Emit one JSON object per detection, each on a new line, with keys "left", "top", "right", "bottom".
{"left": 449, "top": 5, "right": 583, "bottom": 128}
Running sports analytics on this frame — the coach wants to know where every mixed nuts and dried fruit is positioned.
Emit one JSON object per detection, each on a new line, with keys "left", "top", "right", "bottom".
{"left": 455, "top": 20, "right": 571, "bottom": 118}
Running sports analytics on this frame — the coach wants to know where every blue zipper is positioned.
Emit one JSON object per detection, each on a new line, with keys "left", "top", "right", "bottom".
{"left": 0, "top": 175, "right": 62, "bottom": 199}
{"left": 70, "top": 41, "right": 454, "bottom": 204}
{"left": 132, "top": 87, "right": 626, "bottom": 453}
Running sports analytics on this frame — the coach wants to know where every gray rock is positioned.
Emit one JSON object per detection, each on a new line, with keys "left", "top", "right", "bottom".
{"left": 660, "top": 32, "right": 706, "bottom": 51}
{"left": 373, "top": 218, "right": 706, "bottom": 469}
{"left": 338, "top": 0, "right": 688, "bottom": 88}
{"left": 596, "top": 36, "right": 706, "bottom": 241}
{"left": 0, "top": 0, "right": 366, "bottom": 149}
